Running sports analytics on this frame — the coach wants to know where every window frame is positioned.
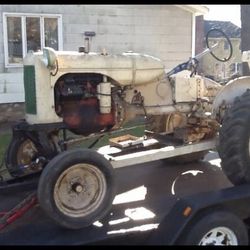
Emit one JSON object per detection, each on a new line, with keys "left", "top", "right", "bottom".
{"left": 3, "top": 12, "right": 63, "bottom": 68}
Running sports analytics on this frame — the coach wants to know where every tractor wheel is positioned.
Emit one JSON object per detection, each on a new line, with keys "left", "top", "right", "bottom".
{"left": 5, "top": 136, "right": 39, "bottom": 177}
{"left": 145, "top": 115, "right": 168, "bottom": 134}
{"left": 146, "top": 114, "right": 208, "bottom": 164}
{"left": 177, "top": 209, "right": 248, "bottom": 245}
{"left": 219, "top": 89, "right": 250, "bottom": 185}
{"left": 37, "top": 148, "right": 116, "bottom": 229}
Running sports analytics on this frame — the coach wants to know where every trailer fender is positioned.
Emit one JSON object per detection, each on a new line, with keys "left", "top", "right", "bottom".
{"left": 212, "top": 76, "right": 250, "bottom": 120}
{"left": 147, "top": 184, "right": 250, "bottom": 245}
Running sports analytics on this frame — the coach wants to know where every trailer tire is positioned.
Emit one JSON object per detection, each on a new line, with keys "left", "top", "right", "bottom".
{"left": 177, "top": 209, "right": 248, "bottom": 245}
{"left": 219, "top": 89, "right": 250, "bottom": 185}
{"left": 37, "top": 148, "right": 116, "bottom": 229}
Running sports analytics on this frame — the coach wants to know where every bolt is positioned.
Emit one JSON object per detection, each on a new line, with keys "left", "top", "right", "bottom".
{"left": 76, "top": 185, "right": 83, "bottom": 193}
{"left": 72, "top": 183, "right": 83, "bottom": 193}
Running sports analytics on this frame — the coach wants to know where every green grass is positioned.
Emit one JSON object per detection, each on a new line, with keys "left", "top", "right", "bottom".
{"left": 0, "top": 125, "right": 145, "bottom": 169}
{"left": 68, "top": 125, "right": 145, "bottom": 149}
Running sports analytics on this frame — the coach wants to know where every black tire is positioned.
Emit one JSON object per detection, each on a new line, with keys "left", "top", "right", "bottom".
{"left": 177, "top": 209, "right": 248, "bottom": 245}
{"left": 5, "top": 136, "right": 39, "bottom": 177}
{"left": 218, "top": 89, "right": 250, "bottom": 185}
{"left": 162, "top": 151, "right": 208, "bottom": 165}
{"left": 37, "top": 148, "right": 116, "bottom": 229}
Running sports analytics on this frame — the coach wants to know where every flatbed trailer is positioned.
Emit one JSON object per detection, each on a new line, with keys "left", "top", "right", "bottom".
{"left": 97, "top": 134, "right": 216, "bottom": 169}
{"left": 0, "top": 135, "right": 249, "bottom": 245}
{"left": 1, "top": 170, "right": 250, "bottom": 245}
{"left": 148, "top": 183, "right": 250, "bottom": 245}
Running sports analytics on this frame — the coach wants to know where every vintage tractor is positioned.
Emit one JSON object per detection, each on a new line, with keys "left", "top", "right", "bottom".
{"left": 3, "top": 28, "right": 250, "bottom": 229}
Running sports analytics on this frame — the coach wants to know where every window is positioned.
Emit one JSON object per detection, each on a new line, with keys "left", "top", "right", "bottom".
{"left": 230, "top": 63, "right": 236, "bottom": 73}
{"left": 230, "top": 62, "right": 241, "bottom": 75}
{"left": 3, "top": 13, "right": 63, "bottom": 67}
{"left": 224, "top": 40, "right": 229, "bottom": 50}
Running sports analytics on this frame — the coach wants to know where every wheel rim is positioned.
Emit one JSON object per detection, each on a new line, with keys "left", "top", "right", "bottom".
{"left": 17, "top": 139, "right": 38, "bottom": 165}
{"left": 54, "top": 163, "right": 107, "bottom": 218}
{"left": 199, "top": 227, "right": 238, "bottom": 245}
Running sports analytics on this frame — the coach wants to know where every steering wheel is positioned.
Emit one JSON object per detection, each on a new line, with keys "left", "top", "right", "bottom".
{"left": 205, "top": 28, "right": 233, "bottom": 62}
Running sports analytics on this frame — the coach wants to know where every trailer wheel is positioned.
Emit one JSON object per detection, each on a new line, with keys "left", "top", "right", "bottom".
{"left": 178, "top": 209, "right": 248, "bottom": 245}
{"left": 5, "top": 136, "right": 39, "bottom": 177}
{"left": 37, "top": 148, "right": 116, "bottom": 229}
{"left": 219, "top": 89, "right": 250, "bottom": 185}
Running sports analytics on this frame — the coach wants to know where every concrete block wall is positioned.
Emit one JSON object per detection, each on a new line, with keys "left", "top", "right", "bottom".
{"left": 0, "top": 72, "right": 24, "bottom": 103}
{"left": 0, "top": 4, "right": 193, "bottom": 105}
{"left": 77, "top": 5, "right": 193, "bottom": 69}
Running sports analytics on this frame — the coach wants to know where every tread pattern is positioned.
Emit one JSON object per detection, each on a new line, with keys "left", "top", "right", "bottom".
{"left": 219, "top": 89, "right": 250, "bottom": 185}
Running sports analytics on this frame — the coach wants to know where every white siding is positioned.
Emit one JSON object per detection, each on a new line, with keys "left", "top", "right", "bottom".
{"left": 0, "top": 73, "right": 24, "bottom": 103}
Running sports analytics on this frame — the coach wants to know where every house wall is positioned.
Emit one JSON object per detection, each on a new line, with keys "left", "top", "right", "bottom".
{"left": 0, "top": 4, "right": 193, "bottom": 106}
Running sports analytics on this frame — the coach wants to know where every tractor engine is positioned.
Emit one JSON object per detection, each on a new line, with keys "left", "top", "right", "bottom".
{"left": 54, "top": 73, "right": 115, "bottom": 135}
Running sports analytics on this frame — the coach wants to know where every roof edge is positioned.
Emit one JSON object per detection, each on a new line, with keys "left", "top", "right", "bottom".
{"left": 176, "top": 5, "right": 209, "bottom": 16}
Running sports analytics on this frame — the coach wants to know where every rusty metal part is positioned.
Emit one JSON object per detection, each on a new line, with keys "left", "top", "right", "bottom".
{"left": 204, "top": 77, "right": 222, "bottom": 98}
{"left": 146, "top": 113, "right": 187, "bottom": 135}
{"left": 131, "top": 90, "right": 144, "bottom": 105}
{"left": 216, "top": 100, "right": 231, "bottom": 123}
{"left": 54, "top": 163, "right": 107, "bottom": 217}
{"left": 165, "top": 113, "right": 187, "bottom": 134}
{"left": 16, "top": 139, "right": 43, "bottom": 175}
{"left": 174, "top": 127, "right": 205, "bottom": 143}
{"left": 17, "top": 139, "right": 37, "bottom": 166}
{"left": 62, "top": 97, "right": 115, "bottom": 135}
{"left": 173, "top": 120, "right": 218, "bottom": 143}
{"left": 171, "top": 115, "right": 219, "bottom": 143}
{"left": 146, "top": 115, "right": 168, "bottom": 133}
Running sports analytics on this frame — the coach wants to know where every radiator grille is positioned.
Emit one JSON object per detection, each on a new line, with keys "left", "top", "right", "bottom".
{"left": 23, "top": 65, "right": 37, "bottom": 114}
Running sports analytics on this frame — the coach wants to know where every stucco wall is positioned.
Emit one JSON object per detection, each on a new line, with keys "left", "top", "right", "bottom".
{"left": 0, "top": 4, "right": 193, "bottom": 104}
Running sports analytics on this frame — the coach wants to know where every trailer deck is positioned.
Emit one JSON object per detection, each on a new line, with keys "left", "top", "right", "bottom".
{"left": 98, "top": 134, "right": 217, "bottom": 169}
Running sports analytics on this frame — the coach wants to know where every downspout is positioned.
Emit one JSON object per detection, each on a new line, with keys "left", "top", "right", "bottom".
{"left": 191, "top": 13, "right": 196, "bottom": 57}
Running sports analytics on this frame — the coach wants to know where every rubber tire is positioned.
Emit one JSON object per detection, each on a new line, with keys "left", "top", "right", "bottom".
{"left": 5, "top": 136, "right": 36, "bottom": 177}
{"left": 162, "top": 151, "right": 208, "bottom": 165}
{"left": 218, "top": 89, "right": 250, "bottom": 185}
{"left": 177, "top": 209, "right": 248, "bottom": 245}
{"left": 37, "top": 148, "right": 116, "bottom": 229}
